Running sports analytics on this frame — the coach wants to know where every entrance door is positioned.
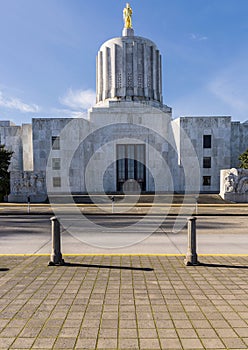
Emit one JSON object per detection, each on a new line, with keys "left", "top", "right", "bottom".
{"left": 117, "top": 144, "right": 146, "bottom": 192}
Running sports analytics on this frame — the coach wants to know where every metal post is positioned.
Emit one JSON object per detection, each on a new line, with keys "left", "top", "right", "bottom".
{"left": 27, "top": 196, "right": 30, "bottom": 214}
{"left": 111, "top": 196, "right": 115, "bottom": 214}
{"left": 195, "top": 197, "right": 198, "bottom": 215}
{"left": 184, "top": 216, "right": 199, "bottom": 266}
{"left": 48, "top": 216, "right": 65, "bottom": 266}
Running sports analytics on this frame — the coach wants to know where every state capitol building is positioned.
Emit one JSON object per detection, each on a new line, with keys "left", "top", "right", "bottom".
{"left": 0, "top": 4, "right": 247, "bottom": 202}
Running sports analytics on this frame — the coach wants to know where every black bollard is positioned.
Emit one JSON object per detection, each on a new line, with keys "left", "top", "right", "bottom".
{"left": 184, "top": 216, "right": 199, "bottom": 266}
{"left": 48, "top": 216, "right": 65, "bottom": 266}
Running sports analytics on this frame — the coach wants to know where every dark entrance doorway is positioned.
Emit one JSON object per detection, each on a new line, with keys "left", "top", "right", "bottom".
{"left": 116, "top": 144, "right": 146, "bottom": 192}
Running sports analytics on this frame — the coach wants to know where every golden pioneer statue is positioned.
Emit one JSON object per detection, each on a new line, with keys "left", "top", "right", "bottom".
{"left": 123, "top": 3, "right": 133, "bottom": 29}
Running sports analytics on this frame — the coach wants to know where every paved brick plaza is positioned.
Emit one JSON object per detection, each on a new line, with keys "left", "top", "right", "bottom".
{"left": 0, "top": 255, "right": 248, "bottom": 349}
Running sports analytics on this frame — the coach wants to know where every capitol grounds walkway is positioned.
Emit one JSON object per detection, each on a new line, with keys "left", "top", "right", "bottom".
{"left": 1, "top": 194, "right": 248, "bottom": 216}
{"left": 0, "top": 195, "right": 248, "bottom": 349}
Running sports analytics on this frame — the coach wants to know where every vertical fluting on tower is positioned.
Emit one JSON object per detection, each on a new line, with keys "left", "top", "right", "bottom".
{"left": 96, "top": 35, "right": 163, "bottom": 105}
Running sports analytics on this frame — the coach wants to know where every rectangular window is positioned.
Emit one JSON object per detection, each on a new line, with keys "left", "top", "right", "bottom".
{"left": 136, "top": 144, "right": 145, "bottom": 181}
{"left": 116, "top": 144, "right": 146, "bottom": 192}
{"left": 117, "top": 145, "right": 125, "bottom": 181}
{"left": 52, "top": 136, "right": 60, "bottom": 150}
{"left": 203, "top": 157, "right": 211, "bottom": 168}
{"left": 53, "top": 177, "right": 61, "bottom": 187}
{"left": 203, "top": 176, "right": 211, "bottom": 186}
{"left": 203, "top": 135, "right": 212, "bottom": 148}
{"left": 52, "top": 158, "right": 61, "bottom": 170}
{"left": 127, "top": 145, "right": 135, "bottom": 179}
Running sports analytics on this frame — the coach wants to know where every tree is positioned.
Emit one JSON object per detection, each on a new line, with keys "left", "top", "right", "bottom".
{"left": 0, "top": 144, "right": 13, "bottom": 200}
{"left": 239, "top": 148, "right": 248, "bottom": 169}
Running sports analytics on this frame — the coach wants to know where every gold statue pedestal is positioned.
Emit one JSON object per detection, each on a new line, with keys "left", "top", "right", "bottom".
{"left": 122, "top": 27, "right": 134, "bottom": 37}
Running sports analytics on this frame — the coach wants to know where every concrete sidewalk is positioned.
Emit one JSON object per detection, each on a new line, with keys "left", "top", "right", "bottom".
{"left": 0, "top": 255, "right": 248, "bottom": 349}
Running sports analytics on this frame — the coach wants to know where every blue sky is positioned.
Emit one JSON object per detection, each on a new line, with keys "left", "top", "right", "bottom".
{"left": 0, "top": 0, "right": 247, "bottom": 125}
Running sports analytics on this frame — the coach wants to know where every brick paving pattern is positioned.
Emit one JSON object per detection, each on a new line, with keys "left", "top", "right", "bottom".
{"left": 0, "top": 255, "right": 248, "bottom": 349}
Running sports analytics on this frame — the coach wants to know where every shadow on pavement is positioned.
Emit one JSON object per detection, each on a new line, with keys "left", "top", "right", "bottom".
{"left": 199, "top": 263, "right": 248, "bottom": 269}
{"left": 63, "top": 262, "right": 153, "bottom": 271}
{"left": 0, "top": 268, "right": 9, "bottom": 272}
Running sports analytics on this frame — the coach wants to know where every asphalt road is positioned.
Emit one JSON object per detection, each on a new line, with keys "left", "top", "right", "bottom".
{"left": 0, "top": 214, "right": 247, "bottom": 255}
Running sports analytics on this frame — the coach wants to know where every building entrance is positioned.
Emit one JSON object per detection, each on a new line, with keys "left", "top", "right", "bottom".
{"left": 116, "top": 144, "right": 146, "bottom": 192}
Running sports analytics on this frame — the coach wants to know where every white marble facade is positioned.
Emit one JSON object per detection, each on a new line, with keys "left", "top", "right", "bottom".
{"left": 1, "top": 25, "right": 248, "bottom": 202}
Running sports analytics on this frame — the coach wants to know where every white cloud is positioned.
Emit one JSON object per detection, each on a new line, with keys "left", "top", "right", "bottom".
{"left": 208, "top": 58, "right": 248, "bottom": 117}
{"left": 0, "top": 91, "right": 40, "bottom": 113}
{"left": 189, "top": 33, "right": 208, "bottom": 41}
{"left": 171, "top": 58, "right": 248, "bottom": 123}
{"left": 59, "top": 88, "right": 95, "bottom": 110}
{"left": 171, "top": 89, "right": 222, "bottom": 119}
{"left": 51, "top": 107, "right": 89, "bottom": 119}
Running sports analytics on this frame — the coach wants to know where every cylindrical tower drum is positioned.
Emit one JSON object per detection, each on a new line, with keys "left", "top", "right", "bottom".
{"left": 96, "top": 33, "right": 163, "bottom": 105}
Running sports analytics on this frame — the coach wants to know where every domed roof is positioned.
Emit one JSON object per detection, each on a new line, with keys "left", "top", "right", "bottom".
{"left": 96, "top": 4, "right": 163, "bottom": 106}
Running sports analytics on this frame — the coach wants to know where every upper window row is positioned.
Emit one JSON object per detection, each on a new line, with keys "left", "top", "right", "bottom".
{"left": 51, "top": 135, "right": 212, "bottom": 152}
{"left": 52, "top": 136, "right": 60, "bottom": 150}
{"left": 203, "top": 135, "right": 212, "bottom": 148}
